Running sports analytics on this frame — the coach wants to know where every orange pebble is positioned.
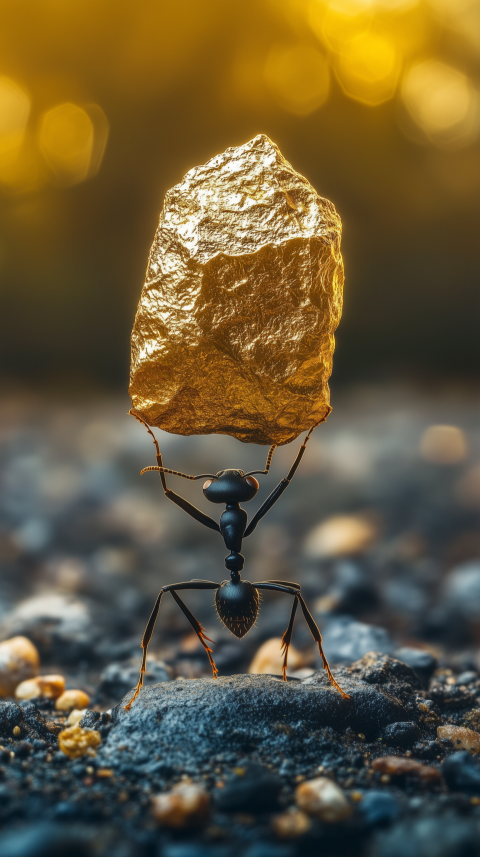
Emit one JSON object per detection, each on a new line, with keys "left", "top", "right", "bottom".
{"left": 15, "top": 675, "right": 65, "bottom": 700}
{"left": 55, "top": 689, "right": 90, "bottom": 711}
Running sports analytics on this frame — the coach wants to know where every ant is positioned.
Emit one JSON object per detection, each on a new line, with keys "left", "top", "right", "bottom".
{"left": 125, "top": 411, "right": 349, "bottom": 709}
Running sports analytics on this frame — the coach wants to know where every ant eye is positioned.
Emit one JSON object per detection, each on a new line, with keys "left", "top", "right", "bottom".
{"left": 203, "top": 479, "right": 213, "bottom": 490}
{"left": 245, "top": 476, "right": 259, "bottom": 489}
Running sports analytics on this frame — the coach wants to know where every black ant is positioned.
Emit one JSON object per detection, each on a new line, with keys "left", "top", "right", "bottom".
{"left": 125, "top": 411, "right": 349, "bottom": 709}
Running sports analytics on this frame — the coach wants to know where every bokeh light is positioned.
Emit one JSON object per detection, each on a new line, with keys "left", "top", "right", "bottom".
{"left": 264, "top": 43, "right": 331, "bottom": 116}
{"left": 401, "top": 60, "right": 480, "bottom": 149}
{"left": 335, "top": 31, "right": 400, "bottom": 105}
{"left": 38, "top": 102, "right": 109, "bottom": 186}
{"left": 0, "top": 77, "right": 37, "bottom": 192}
{"left": 308, "top": 0, "right": 373, "bottom": 54}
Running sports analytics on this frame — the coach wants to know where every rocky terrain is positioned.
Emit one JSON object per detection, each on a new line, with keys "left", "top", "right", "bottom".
{"left": 0, "top": 385, "right": 479, "bottom": 856}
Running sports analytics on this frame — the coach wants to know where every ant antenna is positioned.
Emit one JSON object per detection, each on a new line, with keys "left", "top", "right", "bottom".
{"left": 244, "top": 408, "right": 332, "bottom": 478}
{"left": 129, "top": 410, "right": 216, "bottom": 481}
{"left": 140, "top": 466, "right": 216, "bottom": 480}
{"left": 244, "top": 443, "right": 277, "bottom": 477}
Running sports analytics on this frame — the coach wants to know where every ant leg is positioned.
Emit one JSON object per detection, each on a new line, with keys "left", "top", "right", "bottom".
{"left": 124, "top": 590, "right": 164, "bottom": 710}
{"left": 169, "top": 590, "right": 218, "bottom": 680}
{"left": 253, "top": 582, "right": 349, "bottom": 699}
{"left": 295, "top": 593, "right": 348, "bottom": 698}
{"left": 244, "top": 413, "right": 331, "bottom": 538}
{"left": 124, "top": 580, "right": 220, "bottom": 711}
{"left": 280, "top": 597, "right": 299, "bottom": 681}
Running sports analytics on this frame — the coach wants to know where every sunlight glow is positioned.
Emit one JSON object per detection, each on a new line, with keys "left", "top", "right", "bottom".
{"left": 401, "top": 60, "right": 480, "bottom": 149}
{"left": 264, "top": 44, "right": 330, "bottom": 116}
{"left": 336, "top": 32, "right": 400, "bottom": 105}
{"left": 38, "top": 102, "right": 109, "bottom": 186}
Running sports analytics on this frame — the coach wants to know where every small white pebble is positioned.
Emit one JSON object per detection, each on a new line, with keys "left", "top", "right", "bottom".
{"left": 66, "top": 708, "right": 87, "bottom": 727}
{"left": 295, "top": 777, "right": 352, "bottom": 823}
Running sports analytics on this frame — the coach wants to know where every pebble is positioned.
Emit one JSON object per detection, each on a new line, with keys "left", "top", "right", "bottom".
{"left": 0, "top": 593, "right": 97, "bottom": 664}
{"left": 151, "top": 782, "right": 210, "bottom": 829}
{"left": 215, "top": 761, "right": 282, "bottom": 813}
{"left": 66, "top": 708, "right": 87, "bottom": 726}
{"left": 394, "top": 648, "right": 437, "bottom": 686}
{"left": 304, "top": 514, "right": 377, "bottom": 558}
{"left": 295, "top": 777, "right": 352, "bottom": 822}
{"left": 15, "top": 675, "right": 65, "bottom": 700}
{"left": 373, "top": 816, "right": 479, "bottom": 857}
{"left": 441, "top": 562, "right": 480, "bottom": 621}
{"left": 317, "top": 616, "right": 394, "bottom": 664}
{"left": 371, "top": 757, "right": 441, "bottom": 783}
{"left": 271, "top": 808, "right": 311, "bottom": 838}
{"left": 419, "top": 424, "right": 467, "bottom": 464}
{"left": 442, "top": 751, "right": 480, "bottom": 794}
{"left": 437, "top": 725, "right": 480, "bottom": 754}
{"left": 464, "top": 709, "right": 480, "bottom": 731}
{"left": 456, "top": 671, "right": 477, "bottom": 686}
{"left": 249, "top": 638, "right": 304, "bottom": 677}
{"left": 98, "top": 657, "right": 171, "bottom": 704}
{"left": 0, "top": 637, "right": 40, "bottom": 697}
{"left": 57, "top": 725, "right": 101, "bottom": 759}
{"left": 55, "top": 690, "right": 90, "bottom": 711}
{"left": 359, "top": 790, "right": 401, "bottom": 827}
{"left": 381, "top": 721, "right": 421, "bottom": 748}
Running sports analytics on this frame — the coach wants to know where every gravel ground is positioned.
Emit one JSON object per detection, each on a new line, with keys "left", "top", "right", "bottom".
{"left": 0, "top": 384, "right": 479, "bottom": 856}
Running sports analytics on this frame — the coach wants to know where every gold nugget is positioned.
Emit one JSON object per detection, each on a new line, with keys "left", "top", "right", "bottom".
{"left": 130, "top": 134, "right": 344, "bottom": 446}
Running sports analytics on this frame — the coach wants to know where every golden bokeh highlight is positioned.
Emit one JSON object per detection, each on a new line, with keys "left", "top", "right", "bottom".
{"left": 0, "top": 77, "right": 40, "bottom": 193}
{"left": 38, "top": 102, "right": 109, "bottom": 186}
{"left": 335, "top": 32, "right": 400, "bottom": 105}
{"left": 401, "top": 60, "right": 480, "bottom": 149}
{"left": 308, "top": 0, "right": 373, "bottom": 54}
{"left": 264, "top": 43, "right": 330, "bottom": 116}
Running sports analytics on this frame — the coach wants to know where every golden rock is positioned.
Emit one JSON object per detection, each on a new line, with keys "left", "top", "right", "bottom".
{"left": 129, "top": 134, "right": 344, "bottom": 446}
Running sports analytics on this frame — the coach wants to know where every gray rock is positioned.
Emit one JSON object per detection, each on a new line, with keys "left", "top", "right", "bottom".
{"left": 381, "top": 721, "right": 422, "bottom": 748}
{"left": 92, "top": 662, "right": 413, "bottom": 772}
{"left": 442, "top": 562, "right": 480, "bottom": 620}
{"left": 359, "top": 790, "right": 401, "bottom": 827}
{"left": 97, "top": 656, "right": 171, "bottom": 705}
{"left": 443, "top": 751, "right": 480, "bottom": 794}
{"left": 373, "top": 816, "right": 480, "bottom": 857}
{"left": 394, "top": 647, "right": 437, "bottom": 686}
{"left": 320, "top": 616, "right": 394, "bottom": 665}
{"left": 214, "top": 760, "right": 282, "bottom": 812}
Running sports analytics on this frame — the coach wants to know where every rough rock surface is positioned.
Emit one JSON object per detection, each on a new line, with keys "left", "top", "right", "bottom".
{"left": 129, "top": 133, "right": 344, "bottom": 445}
{"left": 86, "top": 655, "right": 421, "bottom": 773}
{"left": 0, "top": 700, "right": 60, "bottom": 742}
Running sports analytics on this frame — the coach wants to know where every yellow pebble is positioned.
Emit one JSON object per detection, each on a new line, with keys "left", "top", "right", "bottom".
{"left": 437, "top": 725, "right": 480, "bottom": 754}
{"left": 55, "top": 689, "right": 90, "bottom": 711}
{"left": 58, "top": 725, "right": 101, "bottom": 759}
{"left": 0, "top": 637, "right": 40, "bottom": 697}
{"left": 151, "top": 783, "right": 210, "bottom": 829}
{"left": 12, "top": 726, "right": 21, "bottom": 738}
{"left": 249, "top": 638, "right": 305, "bottom": 677}
{"left": 272, "top": 809, "right": 311, "bottom": 838}
{"left": 15, "top": 675, "right": 65, "bottom": 700}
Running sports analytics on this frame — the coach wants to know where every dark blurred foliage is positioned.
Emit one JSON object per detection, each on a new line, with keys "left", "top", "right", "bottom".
{"left": 0, "top": 0, "right": 479, "bottom": 391}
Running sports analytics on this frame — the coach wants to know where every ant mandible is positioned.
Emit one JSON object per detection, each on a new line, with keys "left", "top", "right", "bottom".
{"left": 125, "top": 411, "right": 349, "bottom": 709}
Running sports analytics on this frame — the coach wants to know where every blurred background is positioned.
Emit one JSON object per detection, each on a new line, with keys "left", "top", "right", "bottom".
{"left": 0, "top": 0, "right": 479, "bottom": 693}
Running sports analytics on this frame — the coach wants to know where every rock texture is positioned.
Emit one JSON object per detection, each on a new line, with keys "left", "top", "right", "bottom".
{"left": 86, "top": 657, "right": 417, "bottom": 774}
{"left": 129, "top": 134, "right": 344, "bottom": 445}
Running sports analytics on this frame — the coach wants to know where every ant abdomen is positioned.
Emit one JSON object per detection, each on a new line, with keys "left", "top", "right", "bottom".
{"left": 215, "top": 579, "right": 259, "bottom": 638}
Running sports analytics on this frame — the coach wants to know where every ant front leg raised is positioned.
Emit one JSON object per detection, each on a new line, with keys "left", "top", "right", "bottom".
{"left": 124, "top": 579, "right": 220, "bottom": 710}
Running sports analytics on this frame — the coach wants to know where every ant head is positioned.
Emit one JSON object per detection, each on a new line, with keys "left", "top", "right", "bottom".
{"left": 203, "top": 469, "right": 259, "bottom": 504}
